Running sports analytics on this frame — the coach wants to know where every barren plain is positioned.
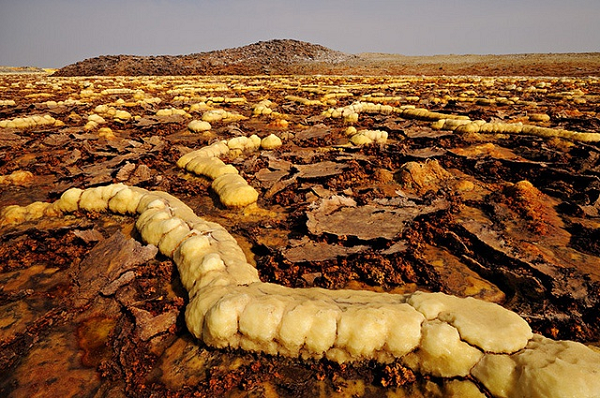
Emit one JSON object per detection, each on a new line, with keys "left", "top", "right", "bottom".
{"left": 1, "top": 41, "right": 600, "bottom": 397}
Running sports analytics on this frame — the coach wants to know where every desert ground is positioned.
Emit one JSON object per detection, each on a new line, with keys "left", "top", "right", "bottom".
{"left": 50, "top": 39, "right": 600, "bottom": 78}
{"left": 1, "top": 48, "right": 600, "bottom": 397}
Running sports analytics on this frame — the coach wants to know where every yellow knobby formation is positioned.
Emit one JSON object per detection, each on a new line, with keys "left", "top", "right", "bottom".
{"left": 212, "top": 174, "right": 260, "bottom": 208}
{"left": 156, "top": 107, "right": 191, "bottom": 118}
{"left": 93, "top": 104, "right": 133, "bottom": 123}
{"left": 202, "top": 109, "right": 246, "bottom": 123}
{"left": 177, "top": 140, "right": 259, "bottom": 208}
{"left": 253, "top": 99, "right": 274, "bottom": 116}
{"left": 227, "top": 135, "right": 261, "bottom": 152}
{"left": 187, "top": 120, "right": 212, "bottom": 133}
{"left": 260, "top": 133, "right": 283, "bottom": 150}
{"left": 0, "top": 170, "right": 34, "bottom": 185}
{"left": 84, "top": 113, "right": 107, "bottom": 130}
{"left": 346, "top": 127, "right": 388, "bottom": 145}
{"left": 2, "top": 184, "right": 599, "bottom": 398}
{"left": 433, "top": 118, "right": 600, "bottom": 143}
{"left": 324, "top": 101, "right": 466, "bottom": 124}
{"left": 285, "top": 95, "right": 324, "bottom": 106}
{"left": 0, "top": 114, "right": 64, "bottom": 129}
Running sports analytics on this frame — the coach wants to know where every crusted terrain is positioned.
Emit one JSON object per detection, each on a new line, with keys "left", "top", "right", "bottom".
{"left": 1, "top": 65, "right": 600, "bottom": 397}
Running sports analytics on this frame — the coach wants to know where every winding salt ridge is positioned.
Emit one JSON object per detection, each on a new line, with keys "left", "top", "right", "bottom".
{"left": 2, "top": 183, "right": 599, "bottom": 398}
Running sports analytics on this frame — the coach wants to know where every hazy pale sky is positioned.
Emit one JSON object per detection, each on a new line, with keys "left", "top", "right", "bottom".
{"left": 1, "top": 0, "right": 599, "bottom": 68}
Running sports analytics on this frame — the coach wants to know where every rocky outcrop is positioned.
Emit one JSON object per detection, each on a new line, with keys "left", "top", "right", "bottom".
{"left": 52, "top": 39, "right": 358, "bottom": 77}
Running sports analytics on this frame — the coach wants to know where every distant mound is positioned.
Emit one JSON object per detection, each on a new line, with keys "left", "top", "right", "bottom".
{"left": 53, "top": 39, "right": 358, "bottom": 77}
{"left": 0, "top": 66, "right": 47, "bottom": 74}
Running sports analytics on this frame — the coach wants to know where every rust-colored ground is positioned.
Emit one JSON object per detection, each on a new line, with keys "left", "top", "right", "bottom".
{"left": 1, "top": 63, "right": 599, "bottom": 397}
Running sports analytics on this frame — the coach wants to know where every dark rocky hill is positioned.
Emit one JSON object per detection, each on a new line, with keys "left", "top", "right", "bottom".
{"left": 52, "top": 39, "right": 358, "bottom": 76}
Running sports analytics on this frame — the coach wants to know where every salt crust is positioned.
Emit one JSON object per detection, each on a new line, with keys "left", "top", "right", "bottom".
{"left": 2, "top": 183, "right": 600, "bottom": 398}
{"left": 260, "top": 134, "right": 283, "bottom": 149}
{"left": 472, "top": 334, "right": 600, "bottom": 398}
{"left": 211, "top": 174, "right": 259, "bottom": 207}
{"left": 187, "top": 120, "right": 212, "bottom": 133}
{"left": 402, "top": 320, "right": 483, "bottom": 378}
{"left": 177, "top": 140, "right": 259, "bottom": 207}
{"left": 434, "top": 117, "right": 600, "bottom": 143}
{"left": 407, "top": 292, "right": 532, "bottom": 353}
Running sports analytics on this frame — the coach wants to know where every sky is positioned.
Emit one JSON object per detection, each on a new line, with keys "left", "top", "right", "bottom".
{"left": 1, "top": 0, "right": 599, "bottom": 68}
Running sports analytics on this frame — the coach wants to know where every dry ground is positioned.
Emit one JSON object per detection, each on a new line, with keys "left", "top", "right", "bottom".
{"left": 1, "top": 65, "right": 600, "bottom": 397}
{"left": 354, "top": 52, "right": 600, "bottom": 77}
{"left": 51, "top": 39, "right": 600, "bottom": 77}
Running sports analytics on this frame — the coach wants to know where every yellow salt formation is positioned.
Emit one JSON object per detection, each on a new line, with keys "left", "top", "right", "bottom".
{"left": 267, "top": 119, "right": 289, "bottom": 129}
{"left": 433, "top": 118, "right": 600, "bottom": 143}
{"left": 2, "top": 184, "right": 598, "bottom": 398}
{"left": 184, "top": 157, "right": 238, "bottom": 180}
{"left": 0, "top": 114, "right": 63, "bottom": 129}
{"left": 91, "top": 104, "right": 134, "bottom": 124}
{"left": 527, "top": 113, "right": 551, "bottom": 123}
{"left": 177, "top": 141, "right": 258, "bottom": 208}
{"left": 212, "top": 174, "right": 260, "bottom": 208}
{"left": 0, "top": 200, "right": 61, "bottom": 226}
{"left": 202, "top": 109, "right": 246, "bottom": 123}
{"left": 284, "top": 95, "right": 324, "bottom": 106}
{"left": 346, "top": 128, "right": 388, "bottom": 146}
{"left": 260, "top": 134, "right": 283, "bottom": 150}
{"left": 156, "top": 108, "right": 190, "bottom": 118}
{"left": 0, "top": 170, "right": 34, "bottom": 185}
{"left": 397, "top": 159, "right": 453, "bottom": 194}
{"left": 227, "top": 135, "right": 261, "bottom": 152}
{"left": 252, "top": 99, "right": 274, "bottom": 116}
{"left": 325, "top": 101, "right": 464, "bottom": 124}
{"left": 187, "top": 120, "right": 212, "bottom": 133}
{"left": 101, "top": 88, "right": 136, "bottom": 96}
{"left": 98, "top": 127, "right": 116, "bottom": 140}
{"left": 113, "top": 110, "right": 132, "bottom": 123}
{"left": 188, "top": 102, "right": 210, "bottom": 113}
{"left": 84, "top": 114, "right": 106, "bottom": 130}
{"left": 360, "top": 94, "right": 405, "bottom": 103}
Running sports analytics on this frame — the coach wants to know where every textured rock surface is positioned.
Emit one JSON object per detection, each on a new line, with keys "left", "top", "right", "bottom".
{"left": 2, "top": 71, "right": 600, "bottom": 397}
{"left": 3, "top": 183, "right": 600, "bottom": 397}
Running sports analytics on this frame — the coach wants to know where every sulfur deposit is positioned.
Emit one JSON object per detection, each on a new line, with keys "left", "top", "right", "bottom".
{"left": 202, "top": 109, "right": 246, "bottom": 123}
{"left": 2, "top": 183, "right": 599, "bottom": 398}
{"left": 187, "top": 120, "right": 212, "bottom": 133}
{"left": 177, "top": 140, "right": 259, "bottom": 208}
{"left": 260, "top": 133, "right": 283, "bottom": 149}
{"left": 84, "top": 113, "right": 106, "bottom": 130}
{"left": 346, "top": 127, "right": 388, "bottom": 145}
{"left": 433, "top": 117, "right": 600, "bottom": 143}
{"left": 0, "top": 170, "right": 34, "bottom": 185}
{"left": 156, "top": 107, "right": 190, "bottom": 118}
{"left": 0, "top": 114, "right": 63, "bottom": 129}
